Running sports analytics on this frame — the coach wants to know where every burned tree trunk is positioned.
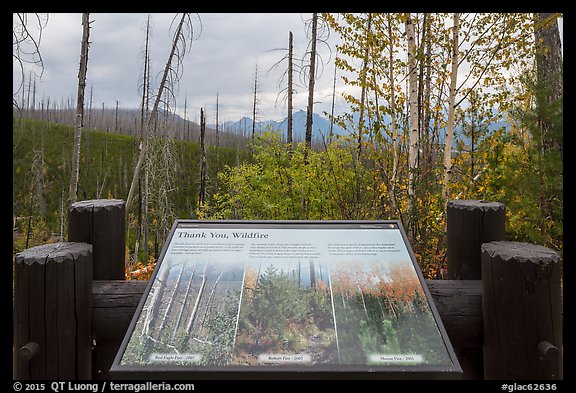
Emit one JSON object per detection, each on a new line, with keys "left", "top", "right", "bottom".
{"left": 185, "top": 263, "right": 208, "bottom": 335}
{"left": 198, "top": 108, "right": 207, "bottom": 207}
{"left": 172, "top": 263, "right": 197, "bottom": 340}
{"left": 305, "top": 13, "right": 318, "bottom": 151}
{"left": 309, "top": 259, "right": 316, "bottom": 289}
{"left": 287, "top": 31, "right": 294, "bottom": 147}
{"left": 69, "top": 13, "right": 91, "bottom": 204}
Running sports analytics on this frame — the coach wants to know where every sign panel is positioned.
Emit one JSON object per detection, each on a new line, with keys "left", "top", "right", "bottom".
{"left": 111, "top": 220, "right": 462, "bottom": 379}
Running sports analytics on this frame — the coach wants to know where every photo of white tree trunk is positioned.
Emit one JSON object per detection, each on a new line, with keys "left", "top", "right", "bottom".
{"left": 120, "top": 256, "right": 244, "bottom": 366}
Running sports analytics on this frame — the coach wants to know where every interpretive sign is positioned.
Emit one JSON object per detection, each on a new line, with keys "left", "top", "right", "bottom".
{"left": 111, "top": 220, "right": 462, "bottom": 379}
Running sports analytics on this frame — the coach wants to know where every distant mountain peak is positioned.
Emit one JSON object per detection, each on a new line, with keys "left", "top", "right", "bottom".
{"left": 213, "top": 111, "right": 349, "bottom": 142}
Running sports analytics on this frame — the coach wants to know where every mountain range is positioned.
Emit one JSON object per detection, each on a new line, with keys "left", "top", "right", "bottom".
{"left": 26, "top": 105, "right": 509, "bottom": 149}
{"left": 212, "top": 109, "right": 348, "bottom": 143}
{"left": 213, "top": 108, "right": 509, "bottom": 147}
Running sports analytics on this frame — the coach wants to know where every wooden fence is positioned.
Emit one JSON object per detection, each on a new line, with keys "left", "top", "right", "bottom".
{"left": 13, "top": 199, "right": 563, "bottom": 380}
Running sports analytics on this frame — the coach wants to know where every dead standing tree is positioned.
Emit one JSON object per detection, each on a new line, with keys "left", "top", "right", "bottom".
{"left": 126, "top": 13, "right": 198, "bottom": 220}
{"left": 198, "top": 108, "right": 207, "bottom": 208}
{"left": 287, "top": 33, "right": 294, "bottom": 147}
{"left": 251, "top": 64, "right": 259, "bottom": 144}
{"left": 182, "top": 263, "right": 209, "bottom": 347}
{"left": 301, "top": 13, "right": 331, "bottom": 152}
{"left": 13, "top": 13, "right": 49, "bottom": 110}
{"left": 304, "top": 13, "right": 318, "bottom": 152}
{"left": 214, "top": 93, "right": 220, "bottom": 189}
{"left": 267, "top": 31, "right": 304, "bottom": 148}
{"left": 133, "top": 13, "right": 153, "bottom": 266}
{"left": 69, "top": 13, "right": 92, "bottom": 204}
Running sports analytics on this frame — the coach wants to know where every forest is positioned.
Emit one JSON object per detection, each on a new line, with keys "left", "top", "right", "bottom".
{"left": 232, "top": 260, "right": 337, "bottom": 366}
{"left": 330, "top": 260, "right": 450, "bottom": 365}
{"left": 118, "top": 231, "right": 455, "bottom": 367}
{"left": 121, "top": 257, "right": 245, "bottom": 366}
{"left": 13, "top": 13, "right": 563, "bottom": 281}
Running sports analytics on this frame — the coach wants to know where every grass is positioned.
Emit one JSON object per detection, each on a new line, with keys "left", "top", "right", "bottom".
{"left": 13, "top": 116, "right": 248, "bottom": 259}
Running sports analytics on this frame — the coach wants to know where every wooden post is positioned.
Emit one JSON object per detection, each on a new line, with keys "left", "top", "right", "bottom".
{"left": 68, "top": 199, "right": 126, "bottom": 280}
{"left": 445, "top": 199, "right": 505, "bottom": 379}
{"left": 447, "top": 199, "right": 505, "bottom": 279}
{"left": 14, "top": 242, "right": 93, "bottom": 379}
{"left": 481, "top": 241, "right": 562, "bottom": 380}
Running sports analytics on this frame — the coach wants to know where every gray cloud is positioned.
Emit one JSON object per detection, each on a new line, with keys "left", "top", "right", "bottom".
{"left": 17, "top": 12, "right": 350, "bottom": 123}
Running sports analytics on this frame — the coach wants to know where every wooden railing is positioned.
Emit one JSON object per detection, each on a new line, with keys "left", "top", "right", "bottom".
{"left": 13, "top": 199, "right": 563, "bottom": 380}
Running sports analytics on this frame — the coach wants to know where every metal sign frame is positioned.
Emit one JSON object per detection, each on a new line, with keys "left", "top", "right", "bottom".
{"left": 111, "top": 220, "right": 462, "bottom": 379}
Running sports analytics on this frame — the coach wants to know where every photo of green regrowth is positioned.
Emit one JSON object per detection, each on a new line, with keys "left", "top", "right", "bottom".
{"left": 330, "top": 260, "right": 451, "bottom": 366}
{"left": 232, "top": 258, "right": 338, "bottom": 366}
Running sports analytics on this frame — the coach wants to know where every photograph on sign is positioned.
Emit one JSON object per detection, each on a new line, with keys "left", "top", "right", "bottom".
{"left": 112, "top": 221, "right": 461, "bottom": 377}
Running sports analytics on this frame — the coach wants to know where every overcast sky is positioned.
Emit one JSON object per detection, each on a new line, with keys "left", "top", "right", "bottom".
{"left": 14, "top": 13, "right": 563, "bottom": 125}
{"left": 14, "top": 13, "right": 354, "bottom": 123}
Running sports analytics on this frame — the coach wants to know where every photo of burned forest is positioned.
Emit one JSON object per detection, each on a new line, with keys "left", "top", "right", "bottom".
{"left": 120, "top": 257, "right": 244, "bottom": 366}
